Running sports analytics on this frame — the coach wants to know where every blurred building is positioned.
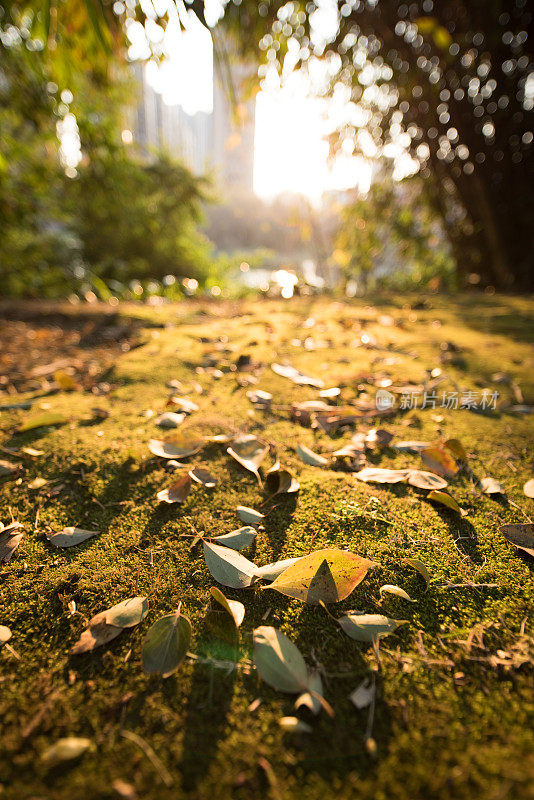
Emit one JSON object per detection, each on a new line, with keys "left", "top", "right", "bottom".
{"left": 131, "top": 61, "right": 255, "bottom": 193}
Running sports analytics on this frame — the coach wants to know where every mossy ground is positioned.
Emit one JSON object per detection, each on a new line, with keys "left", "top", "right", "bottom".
{"left": 1, "top": 294, "right": 533, "bottom": 800}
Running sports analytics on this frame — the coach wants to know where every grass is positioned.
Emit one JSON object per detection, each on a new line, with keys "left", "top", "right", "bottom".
{"left": 1, "top": 293, "right": 533, "bottom": 800}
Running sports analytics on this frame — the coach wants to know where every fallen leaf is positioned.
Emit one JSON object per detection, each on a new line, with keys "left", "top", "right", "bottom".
{"left": 254, "top": 557, "right": 302, "bottom": 581}
{"left": 319, "top": 387, "right": 341, "bottom": 399}
{"left": 266, "top": 548, "right": 377, "bottom": 604}
{"left": 0, "top": 522, "right": 24, "bottom": 563}
{"left": 142, "top": 606, "right": 191, "bottom": 677}
{"left": 17, "top": 412, "right": 66, "bottom": 433}
{"left": 295, "top": 668, "right": 324, "bottom": 715}
{"left": 148, "top": 436, "right": 203, "bottom": 459}
{"left": 0, "top": 460, "right": 19, "bottom": 477}
{"left": 104, "top": 597, "right": 149, "bottom": 628}
{"left": 70, "top": 620, "right": 123, "bottom": 654}
{"left": 349, "top": 676, "right": 375, "bottom": 710}
{"left": 246, "top": 389, "right": 272, "bottom": 407}
{"left": 155, "top": 412, "right": 186, "bottom": 428}
{"left": 157, "top": 474, "right": 192, "bottom": 504}
{"left": 524, "top": 478, "right": 534, "bottom": 498}
{"left": 404, "top": 558, "right": 431, "bottom": 589}
{"left": 421, "top": 446, "right": 459, "bottom": 479}
{"left": 236, "top": 505, "right": 265, "bottom": 525}
{"left": 42, "top": 737, "right": 93, "bottom": 767}
{"left": 0, "top": 625, "right": 12, "bottom": 646}
{"left": 296, "top": 444, "right": 328, "bottom": 467}
{"left": 53, "top": 370, "right": 79, "bottom": 391}
{"left": 444, "top": 438, "right": 467, "bottom": 461}
{"left": 264, "top": 464, "right": 300, "bottom": 496}
{"left": 365, "top": 428, "right": 394, "bottom": 449}
{"left": 338, "top": 613, "right": 408, "bottom": 642}
{"left": 379, "top": 585, "right": 416, "bottom": 603}
{"left": 209, "top": 586, "right": 245, "bottom": 628}
{"left": 227, "top": 435, "right": 269, "bottom": 485}
{"left": 28, "top": 477, "right": 48, "bottom": 490}
{"left": 499, "top": 523, "right": 534, "bottom": 558}
{"left": 354, "top": 467, "right": 410, "bottom": 484}
{"left": 70, "top": 597, "right": 149, "bottom": 654}
{"left": 253, "top": 626, "right": 309, "bottom": 693}
{"left": 46, "top": 527, "right": 99, "bottom": 548}
{"left": 189, "top": 467, "right": 217, "bottom": 487}
{"left": 211, "top": 526, "right": 257, "bottom": 550}
{"left": 168, "top": 396, "right": 199, "bottom": 413}
{"left": 21, "top": 447, "right": 45, "bottom": 456}
{"left": 480, "top": 477, "right": 506, "bottom": 495}
{"left": 427, "top": 490, "right": 466, "bottom": 514}
{"left": 407, "top": 470, "right": 448, "bottom": 490}
{"left": 271, "top": 363, "right": 324, "bottom": 388}
{"left": 393, "top": 441, "right": 430, "bottom": 453}
{"left": 278, "top": 717, "right": 313, "bottom": 733}
{"left": 203, "top": 540, "right": 258, "bottom": 588}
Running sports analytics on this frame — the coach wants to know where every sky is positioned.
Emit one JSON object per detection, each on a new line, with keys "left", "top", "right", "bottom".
{"left": 129, "top": 7, "right": 375, "bottom": 202}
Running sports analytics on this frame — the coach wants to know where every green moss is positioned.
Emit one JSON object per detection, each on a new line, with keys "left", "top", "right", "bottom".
{"left": 1, "top": 295, "right": 533, "bottom": 800}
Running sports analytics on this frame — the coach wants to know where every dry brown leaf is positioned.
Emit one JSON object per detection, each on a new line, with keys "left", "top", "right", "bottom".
{"left": 157, "top": 474, "right": 192, "bottom": 503}
{"left": 499, "top": 523, "right": 534, "bottom": 558}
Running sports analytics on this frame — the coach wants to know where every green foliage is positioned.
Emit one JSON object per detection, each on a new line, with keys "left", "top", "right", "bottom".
{"left": 335, "top": 176, "right": 456, "bottom": 293}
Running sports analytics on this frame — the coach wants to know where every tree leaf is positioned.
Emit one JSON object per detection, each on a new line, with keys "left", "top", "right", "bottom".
{"left": 0, "top": 625, "right": 12, "bottom": 646}
{"left": 407, "top": 470, "right": 448, "bottom": 490}
{"left": 46, "top": 527, "right": 99, "bottom": 548}
{"left": 0, "top": 522, "right": 24, "bottom": 563}
{"left": 211, "top": 526, "right": 257, "bottom": 551}
{"left": 393, "top": 441, "right": 430, "bottom": 453}
{"left": 338, "top": 613, "right": 408, "bottom": 642}
{"left": 264, "top": 465, "right": 300, "bottom": 496}
{"left": 349, "top": 676, "right": 375, "bottom": 710}
{"left": 148, "top": 436, "right": 203, "bottom": 459}
{"left": 236, "top": 505, "right": 265, "bottom": 525}
{"left": 296, "top": 444, "right": 328, "bottom": 467}
{"left": 421, "top": 446, "right": 459, "bottom": 479}
{"left": 272, "top": 363, "right": 324, "bottom": 388}
{"left": 17, "top": 412, "right": 66, "bottom": 433}
{"left": 404, "top": 558, "right": 431, "bottom": 589}
{"left": 70, "top": 620, "right": 123, "bottom": 654}
{"left": 189, "top": 467, "right": 217, "bottom": 487}
{"left": 156, "top": 411, "right": 186, "bottom": 428}
{"left": 209, "top": 586, "right": 245, "bottom": 628}
{"left": 157, "top": 474, "right": 192, "bottom": 503}
{"left": 203, "top": 540, "right": 258, "bottom": 588}
{"left": 168, "top": 396, "right": 199, "bottom": 413}
{"left": 499, "top": 523, "right": 534, "bottom": 558}
{"left": 142, "top": 608, "right": 192, "bottom": 678}
{"left": 444, "top": 438, "right": 467, "bottom": 461}
{"left": 354, "top": 467, "right": 410, "bottom": 484}
{"left": 295, "top": 668, "right": 323, "bottom": 715}
{"left": 41, "top": 737, "right": 94, "bottom": 767}
{"left": 427, "top": 490, "right": 466, "bottom": 514}
{"left": 266, "top": 548, "right": 377, "bottom": 604}
{"left": 254, "top": 557, "right": 302, "bottom": 581}
{"left": 253, "top": 626, "right": 309, "bottom": 693}
{"left": 523, "top": 478, "right": 534, "bottom": 498}
{"left": 0, "top": 460, "right": 19, "bottom": 477}
{"left": 379, "top": 585, "right": 416, "bottom": 602}
{"left": 480, "top": 477, "right": 506, "bottom": 495}
{"left": 104, "top": 596, "right": 149, "bottom": 628}
{"left": 227, "top": 435, "right": 269, "bottom": 484}
{"left": 278, "top": 716, "right": 313, "bottom": 733}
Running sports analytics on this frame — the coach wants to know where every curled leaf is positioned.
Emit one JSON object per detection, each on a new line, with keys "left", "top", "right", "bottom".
{"left": 142, "top": 607, "right": 191, "bottom": 677}
{"left": 0, "top": 625, "right": 12, "bottom": 646}
{"left": 480, "top": 477, "right": 506, "bottom": 495}
{"left": 211, "top": 526, "right": 257, "bottom": 551}
{"left": 209, "top": 586, "right": 245, "bottom": 628}
{"left": 297, "top": 444, "right": 328, "bottom": 467}
{"left": 203, "top": 540, "right": 258, "bottom": 588}
{"left": 379, "top": 585, "right": 416, "bottom": 603}
{"left": 499, "top": 523, "right": 534, "bottom": 558}
{"left": 0, "top": 522, "right": 24, "bottom": 563}
{"left": 253, "top": 626, "right": 309, "bottom": 693}
{"left": 42, "top": 737, "right": 93, "bottom": 767}
{"left": 427, "top": 490, "right": 466, "bottom": 515}
{"left": 157, "top": 474, "right": 192, "bottom": 504}
{"left": 156, "top": 411, "right": 185, "bottom": 429}
{"left": 236, "top": 505, "right": 265, "bottom": 526}
{"left": 278, "top": 717, "right": 313, "bottom": 734}
{"left": 295, "top": 668, "right": 324, "bottom": 716}
{"left": 266, "top": 548, "right": 377, "bottom": 604}
{"left": 189, "top": 467, "right": 217, "bottom": 488}
{"left": 421, "top": 446, "right": 459, "bottom": 479}
{"left": 17, "top": 412, "right": 66, "bottom": 433}
{"left": 148, "top": 436, "right": 203, "bottom": 459}
{"left": 264, "top": 465, "right": 300, "bottom": 497}
{"left": 46, "top": 527, "right": 99, "bottom": 548}
{"left": 227, "top": 435, "right": 269, "bottom": 484}
{"left": 404, "top": 558, "right": 430, "bottom": 589}
{"left": 338, "top": 613, "right": 408, "bottom": 643}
